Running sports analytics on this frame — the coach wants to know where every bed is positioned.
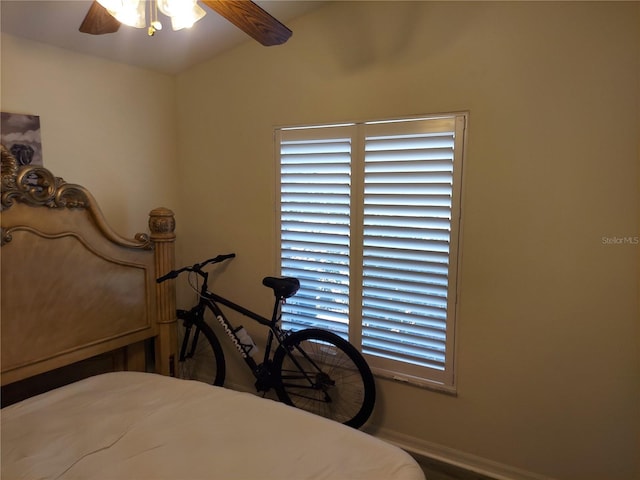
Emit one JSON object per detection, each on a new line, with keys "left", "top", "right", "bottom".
{"left": 0, "top": 154, "right": 425, "bottom": 480}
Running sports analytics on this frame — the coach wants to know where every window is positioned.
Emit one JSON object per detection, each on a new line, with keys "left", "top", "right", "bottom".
{"left": 275, "top": 114, "right": 466, "bottom": 390}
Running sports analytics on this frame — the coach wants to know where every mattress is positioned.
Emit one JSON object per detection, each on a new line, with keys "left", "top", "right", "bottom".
{"left": 1, "top": 371, "right": 425, "bottom": 480}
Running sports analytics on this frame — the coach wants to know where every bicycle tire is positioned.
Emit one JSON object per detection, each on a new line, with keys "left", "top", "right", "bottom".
{"left": 272, "top": 328, "right": 376, "bottom": 429}
{"left": 176, "top": 316, "right": 226, "bottom": 386}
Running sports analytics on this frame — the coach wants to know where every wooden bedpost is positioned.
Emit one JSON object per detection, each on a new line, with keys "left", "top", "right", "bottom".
{"left": 149, "top": 207, "right": 177, "bottom": 377}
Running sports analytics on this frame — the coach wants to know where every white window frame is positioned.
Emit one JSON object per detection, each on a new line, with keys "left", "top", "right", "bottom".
{"left": 275, "top": 113, "right": 467, "bottom": 392}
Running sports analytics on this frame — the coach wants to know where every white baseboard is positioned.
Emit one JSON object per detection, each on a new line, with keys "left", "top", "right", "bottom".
{"left": 371, "top": 427, "right": 557, "bottom": 480}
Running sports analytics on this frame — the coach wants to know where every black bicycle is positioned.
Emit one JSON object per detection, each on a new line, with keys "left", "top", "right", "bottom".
{"left": 156, "top": 253, "right": 376, "bottom": 429}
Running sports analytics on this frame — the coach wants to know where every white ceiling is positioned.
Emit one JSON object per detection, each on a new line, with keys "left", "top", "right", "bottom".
{"left": 0, "top": 0, "right": 324, "bottom": 74}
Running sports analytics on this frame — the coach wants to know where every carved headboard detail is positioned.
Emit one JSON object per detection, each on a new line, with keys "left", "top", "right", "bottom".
{"left": 1, "top": 144, "right": 151, "bottom": 248}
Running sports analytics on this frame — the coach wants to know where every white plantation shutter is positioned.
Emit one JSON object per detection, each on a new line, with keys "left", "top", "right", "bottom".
{"left": 278, "top": 126, "right": 356, "bottom": 337}
{"left": 361, "top": 118, "right": 462, "bottom": 385}
{"left": 276, "top": 115, "right": 465, "bottom": 389}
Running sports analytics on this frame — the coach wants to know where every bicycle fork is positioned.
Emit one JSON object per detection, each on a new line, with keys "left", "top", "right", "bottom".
{"left": 177, "top": 309, "right": 199, "bottom": 362}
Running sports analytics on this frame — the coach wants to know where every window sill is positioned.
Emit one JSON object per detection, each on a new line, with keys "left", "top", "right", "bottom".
{"left": 373, "top": 367, "right": 458, "bottom": 396}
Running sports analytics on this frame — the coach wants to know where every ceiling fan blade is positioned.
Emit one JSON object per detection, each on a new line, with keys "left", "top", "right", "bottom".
{"left": 201, "top": 0, "right": 292, "bottom": 46}
{"left": 79, "top": 1, "right": 121, "bottom": 35}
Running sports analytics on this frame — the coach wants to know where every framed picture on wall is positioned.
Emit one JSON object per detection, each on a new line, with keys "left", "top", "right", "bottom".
{"left": 1, "top": 112, "right": 43, "bottom": 166}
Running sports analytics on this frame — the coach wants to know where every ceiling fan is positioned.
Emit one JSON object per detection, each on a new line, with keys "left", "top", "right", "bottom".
{"left": 79, "top": 0, "right": 292, "bottom": 46}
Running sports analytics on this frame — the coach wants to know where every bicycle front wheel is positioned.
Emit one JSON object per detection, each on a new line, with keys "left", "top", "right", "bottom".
{"left": 273, "top": 328, "right": 376, "bottom": 429}
{"left": 176, "top": 318, "right": 226, "bottom": 386}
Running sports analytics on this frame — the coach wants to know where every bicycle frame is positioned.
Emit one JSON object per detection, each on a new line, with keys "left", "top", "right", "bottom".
{"left": 160, "top": 253, "right": 377, "bottom": 428}
{"left": 186, "top": 271, "right": 289, "bottom": 379}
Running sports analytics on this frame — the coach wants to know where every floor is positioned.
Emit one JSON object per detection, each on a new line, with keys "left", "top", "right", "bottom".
{"left": 416, "top": 456, "right": 496, "bottom": 480}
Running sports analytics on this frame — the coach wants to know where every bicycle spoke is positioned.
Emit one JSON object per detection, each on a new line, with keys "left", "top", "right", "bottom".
{"left": 274, "top": 329, "right": 375, "bottom": 427}
{"left": 286, "top": 389, "right": 333, "bottom": 404}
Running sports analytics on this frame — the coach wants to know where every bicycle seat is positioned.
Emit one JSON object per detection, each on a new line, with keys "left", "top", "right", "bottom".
{"left": 262, "top": 277, "right": 300, "bottom": 299}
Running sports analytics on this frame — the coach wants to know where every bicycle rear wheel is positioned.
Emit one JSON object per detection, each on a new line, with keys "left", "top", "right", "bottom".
{"left": 272, "top": 328, "right": 376, "bottom": 429}
{"left": 176, "top": 316, "right": 226, "bottom": 386}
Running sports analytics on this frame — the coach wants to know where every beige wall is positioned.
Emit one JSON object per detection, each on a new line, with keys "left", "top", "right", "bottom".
{"left": 2, "top": 2, "right": 638, "bottom": 480}
{"left": 175, "top": 2, "right": 639, "bottom": 480}
{"left": 1, "top": 34, "right": 178, "bottom": 236}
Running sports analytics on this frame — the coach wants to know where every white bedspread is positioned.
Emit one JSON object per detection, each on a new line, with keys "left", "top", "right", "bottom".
{"left": 1, "top": 372, "right": 425, "bottom": 480}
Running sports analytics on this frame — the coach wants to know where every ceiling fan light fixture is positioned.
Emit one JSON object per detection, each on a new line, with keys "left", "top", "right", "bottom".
{"left": 158, "top": 0, "right": 206, "bottom": 31}
{"left": 170, "top": 5, "right": 206, "bottom": 31}
{"left": 81, "top": 0, "right": 291, "bottom": 45}
{"left": 97, "top": 0, "right": 145, "bottom": 28}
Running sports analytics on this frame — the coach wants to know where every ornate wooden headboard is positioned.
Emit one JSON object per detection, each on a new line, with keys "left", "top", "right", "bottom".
{"left": 1, "top": 146, "right": 177, "bottom": 387}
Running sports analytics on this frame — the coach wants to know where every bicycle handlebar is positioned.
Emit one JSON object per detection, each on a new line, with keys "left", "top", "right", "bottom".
{"left": 156, "top": 253, "right": 236, "bottom": 283}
